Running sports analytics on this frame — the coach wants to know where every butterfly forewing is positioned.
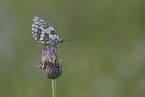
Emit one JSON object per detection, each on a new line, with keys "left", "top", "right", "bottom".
{"left": 32, "top": 16, "right": 63, "bottom": 46}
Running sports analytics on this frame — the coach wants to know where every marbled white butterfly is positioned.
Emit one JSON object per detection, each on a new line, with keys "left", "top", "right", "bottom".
{"left": 32, "top": 16, "right": 63, "bottom": 47}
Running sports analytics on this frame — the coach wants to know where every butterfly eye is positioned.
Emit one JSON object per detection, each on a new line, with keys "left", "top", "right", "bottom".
{"left": 60, "top": 40, "right": 63, "bottom": 43}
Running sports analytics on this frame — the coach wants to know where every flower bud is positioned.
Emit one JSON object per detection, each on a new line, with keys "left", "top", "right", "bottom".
{"left": 41, "top": 45, "right": 62, "bottom": 79}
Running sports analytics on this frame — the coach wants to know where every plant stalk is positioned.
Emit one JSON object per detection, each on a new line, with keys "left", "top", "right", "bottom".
{"left": 52, "top": 79, "right": 56, "bottom": 97}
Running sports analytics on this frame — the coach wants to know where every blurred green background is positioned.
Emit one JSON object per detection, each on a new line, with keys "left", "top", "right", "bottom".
{"left": 0, "top": 0, "right": 145, "bottom": 97}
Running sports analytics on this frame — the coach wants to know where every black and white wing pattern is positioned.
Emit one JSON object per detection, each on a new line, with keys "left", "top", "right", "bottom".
{"left": 32, "top": 16, "right": 63, "bottom": 46}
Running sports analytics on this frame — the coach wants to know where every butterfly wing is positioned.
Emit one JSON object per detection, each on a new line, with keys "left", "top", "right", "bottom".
{"left": 32, "top": 16, "right": 61, "bottom": 45}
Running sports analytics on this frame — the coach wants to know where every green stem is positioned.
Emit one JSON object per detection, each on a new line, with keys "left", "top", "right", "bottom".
{"left": 52, "top": 79, "right": 56, "bottom": 97}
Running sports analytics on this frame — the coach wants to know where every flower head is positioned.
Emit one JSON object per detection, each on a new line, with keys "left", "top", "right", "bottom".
{"left": 41, "top": 45, "right": 62, "bottom": 79}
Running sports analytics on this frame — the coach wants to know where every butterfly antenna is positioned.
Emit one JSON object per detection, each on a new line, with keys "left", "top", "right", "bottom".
{"left": 62, "top": 38, "right": 72, "bottom": 42}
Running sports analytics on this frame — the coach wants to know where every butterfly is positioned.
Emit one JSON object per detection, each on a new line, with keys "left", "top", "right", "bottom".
{"left": 32, "top": 16, "right": 63, "bottom": 47}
